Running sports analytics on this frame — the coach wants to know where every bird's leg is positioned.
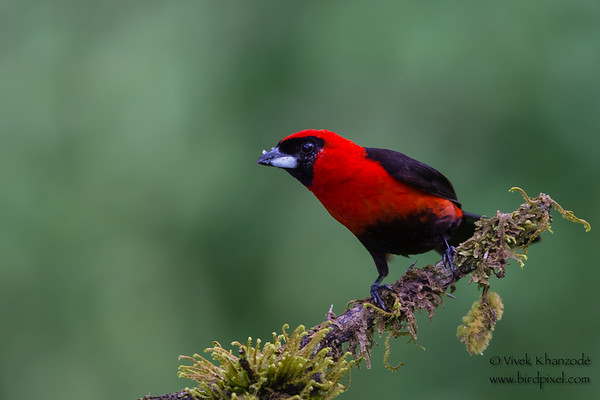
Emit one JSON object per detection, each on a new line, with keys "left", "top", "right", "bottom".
{"left": 370, "top": 274, "right": 392, "bottom": 310}
{"left": 369, "top": 252, "right": 392, "bottom": 310}
{"left": 442, "top": 237, "right": 457, "bottom": 274}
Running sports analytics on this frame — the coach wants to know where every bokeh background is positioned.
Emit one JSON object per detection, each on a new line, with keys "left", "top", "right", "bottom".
{"left": 1, "top": 1, "right": 598, "bottom": 399}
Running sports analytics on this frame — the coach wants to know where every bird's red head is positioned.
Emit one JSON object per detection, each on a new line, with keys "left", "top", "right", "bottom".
{"left": 257, "top": 129, "right": 365, "bottom": 187}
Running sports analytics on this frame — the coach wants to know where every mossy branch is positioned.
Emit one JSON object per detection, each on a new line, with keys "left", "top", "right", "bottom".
{"left": 141, "top": 188, "right": 590, "bottom": 400}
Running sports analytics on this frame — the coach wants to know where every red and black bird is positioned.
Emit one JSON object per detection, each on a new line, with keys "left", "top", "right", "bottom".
{"left": 257, "top": 129, "right": 480, "bottom": 308}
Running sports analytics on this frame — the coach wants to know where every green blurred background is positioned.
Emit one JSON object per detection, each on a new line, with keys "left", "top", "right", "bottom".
{"left": 1, "top": 1, "right": 598, "bottom": 399}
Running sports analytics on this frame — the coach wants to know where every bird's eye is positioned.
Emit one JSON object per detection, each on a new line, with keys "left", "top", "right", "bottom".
{"left": 301, "top": 142, "right": 315, "bottom": 154}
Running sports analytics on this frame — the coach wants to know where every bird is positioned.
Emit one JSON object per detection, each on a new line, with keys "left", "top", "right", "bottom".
{"left": 257, "top": 129, "right": 480, "bottom": 308}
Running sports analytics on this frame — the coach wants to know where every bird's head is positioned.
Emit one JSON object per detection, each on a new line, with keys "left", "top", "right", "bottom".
{"left": 257, "top": 129, "right": 361, "bottom": 187}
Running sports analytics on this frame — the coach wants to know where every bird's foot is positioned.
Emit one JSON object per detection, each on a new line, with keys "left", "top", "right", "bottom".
{"left": 370, "top": 282, "right": 392, "bottom": 310}
{"left": 443, "top": 244, "right": 457, "bottom": 275}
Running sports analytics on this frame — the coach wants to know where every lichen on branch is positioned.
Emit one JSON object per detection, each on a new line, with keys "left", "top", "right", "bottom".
{"left": 148, "top": 188, "right": 590, "bottom": 400}
{"left": 457, "top": 289, "right": 504, "bottom": 355}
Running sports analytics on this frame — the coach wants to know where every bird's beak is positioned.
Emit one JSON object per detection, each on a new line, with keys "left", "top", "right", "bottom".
{"left": 257, "top": 147, "right": 298, "bottom": 169}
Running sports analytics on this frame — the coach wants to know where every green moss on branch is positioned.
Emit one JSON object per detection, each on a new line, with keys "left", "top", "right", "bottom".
{"left": 178, "top": 324, "right": 355, "bottom": 399}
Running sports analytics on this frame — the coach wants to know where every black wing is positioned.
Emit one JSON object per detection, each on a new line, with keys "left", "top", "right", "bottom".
{"left": 365, "top": 147, "right": 460, "bottom": 205}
